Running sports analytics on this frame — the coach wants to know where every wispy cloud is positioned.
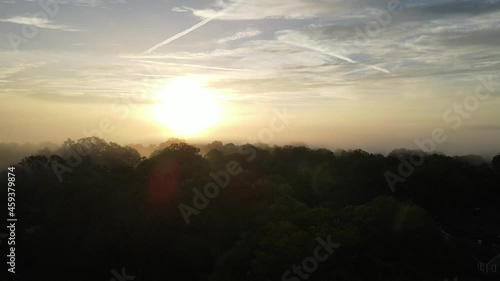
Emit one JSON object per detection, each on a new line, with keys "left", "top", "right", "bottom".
{"left": 2, "top": 0, "right": 498, "bottom": 103}
{"left": 217, "top": 28, "right": 262, "bottom": 43}
{"left": 0, "top": 62, "right": 47, "bottom": 81}
{"left": 187, "top": 0, "right": 337, "bottom": 20}
{"left": 172, "top": 6, "right": 192, "bottom": 13}
{"left": 183, "top": 0, "right": 500, "bottom": 21}
{"left": 0, "top": 16, "right": 81, "bottom": 32}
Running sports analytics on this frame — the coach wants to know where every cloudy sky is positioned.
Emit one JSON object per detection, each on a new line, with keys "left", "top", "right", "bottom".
{"left": 0, "top": 0, "right": 499, "bottom": 155}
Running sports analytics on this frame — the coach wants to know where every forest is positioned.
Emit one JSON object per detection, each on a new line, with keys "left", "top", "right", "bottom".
{"left": 1, "top": 137, "right": 499, "bottom": 281}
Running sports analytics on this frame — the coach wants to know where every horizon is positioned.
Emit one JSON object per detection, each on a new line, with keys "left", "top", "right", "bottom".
{"left": 1, "top": 137, "right": 498, "bottom": 161}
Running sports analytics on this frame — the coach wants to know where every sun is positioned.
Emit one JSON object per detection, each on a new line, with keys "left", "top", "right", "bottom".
{"left": 151, "top": 77, "right": 222, "bottom": 137}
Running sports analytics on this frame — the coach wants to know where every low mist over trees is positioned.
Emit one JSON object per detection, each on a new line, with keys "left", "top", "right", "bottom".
{"left": 1, "top": 137, "right": 499, "bottom": 281}
{"left": 0, "top": 142, "right": 59, "bottom": 171}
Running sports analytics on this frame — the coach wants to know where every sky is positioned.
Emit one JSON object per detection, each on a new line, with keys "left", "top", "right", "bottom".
{"left": 0, "top": 0, "right": 499, "bottom": 156}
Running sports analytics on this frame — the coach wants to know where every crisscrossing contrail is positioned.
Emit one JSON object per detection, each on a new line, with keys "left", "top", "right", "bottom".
{"left": 144, "top": 0, "right": 244, "bottom": 53}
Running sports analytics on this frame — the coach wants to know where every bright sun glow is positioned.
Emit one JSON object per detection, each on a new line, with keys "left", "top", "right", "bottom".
{"left": 151, "top": 77, "right": 222, "bottom": 137}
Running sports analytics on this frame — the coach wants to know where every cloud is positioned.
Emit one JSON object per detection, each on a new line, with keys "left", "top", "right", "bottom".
{"left": 50, "top": 0, "right": 110, "bottom": 7}
{"left": 178, "top": 0, "right": 500, "bottom": 21}
{"left": 0, "top": 16, "right": 81, "bottom": 32}
{"left": 3, "top": 0, "right": 499, "bottom": 106}
{"left": 172, "top": 6, "right": 192, "bottom": 12}
{"left": 217, "top": 28, "right": 262, "bottom": 43}
{"left": 438, "top": 28, "right": 500, "bottom": 47}
{"left": 413, "top": 0, "right": 500, "bottom": 16}
{"left": 187, "top": 0, "right": 340, "bottom": 20}
{"left": 0, "top": 62, "right": 47, "bottom": 80}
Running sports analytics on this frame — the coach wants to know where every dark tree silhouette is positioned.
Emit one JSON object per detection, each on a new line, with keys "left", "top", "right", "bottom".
{"left": 493, "top": 153, "right": 500, "bottom": 171}
{"left": 2, "top": 138, "right": 498, "bottom": 281}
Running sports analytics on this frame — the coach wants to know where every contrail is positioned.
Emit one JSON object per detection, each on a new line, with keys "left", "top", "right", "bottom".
{"left": 346, "top": 65, "right": 392, "bottom": 75}
{"left": 144, "top": 0, "right": 244, "bottom": 54}
{"left": 280, "top": 38, "right": 357, "bottom": 64}
{"left": 144, "top": 17, "right": 213, "bottom": 54}
{"left": 281, "top": 38, "right": 391, "bottom": 74}
{"left": 368, "top": 65, "right": 391, "bottom": 74}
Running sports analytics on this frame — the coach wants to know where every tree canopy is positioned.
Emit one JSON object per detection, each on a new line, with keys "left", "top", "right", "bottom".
{"left": 2, "top": 138, "right": 498, "bottom": 281}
